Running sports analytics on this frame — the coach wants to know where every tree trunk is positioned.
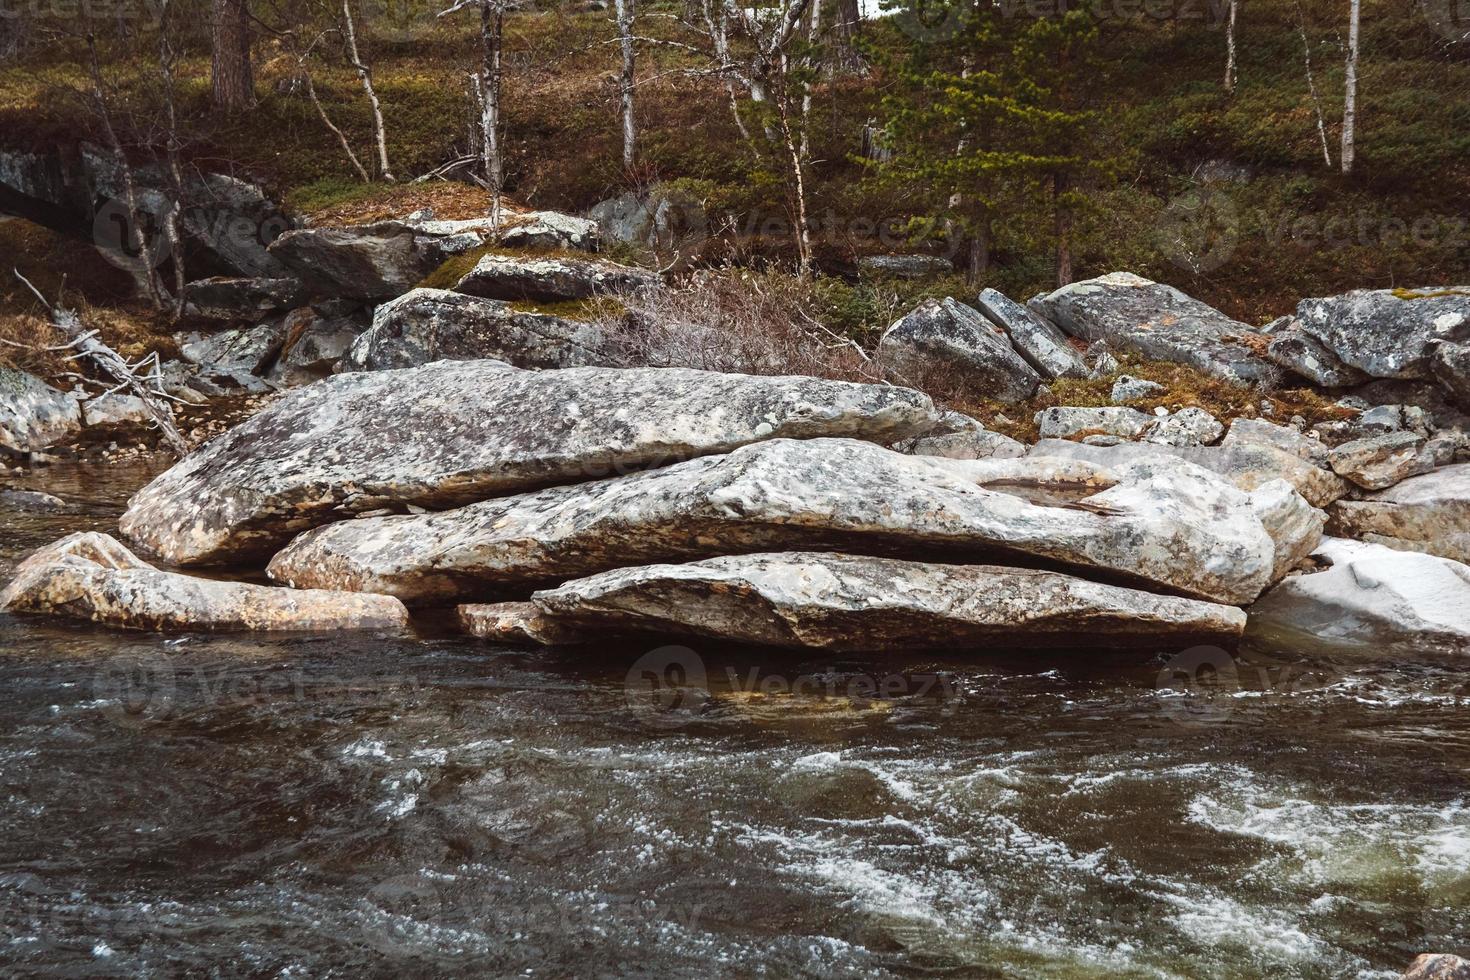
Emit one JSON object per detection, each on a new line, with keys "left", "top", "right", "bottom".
{"left": 342, "top": 0, "right": 394, "bottom": 181}
{"left": 614, "top": 0, "right": 636, "bottom": 171}
{"left": 1341, "top": 0, "right": 1360, "bottom": 174}
{"left": 775, "top": 55, "right": 812, "bottom": 276}
{"left": 966, "top": 216, "right": 991, "bottom": 287}
{"left": 831, "top": 0, "right": 864, "bottom": 73}
{"left": 1054, "top": 173, "right": 1073, "bottom": 288}
{"left": 210, "top": 0, "right": 254, "bottom": 111}
{"left": 480, "top": 0, "right": 505, "bottom": 225}
{"left": 156, "top": 1, "right": 189, "bottom": 322}
{"left": 1295, "top": 0, "right": 1333, "bottom": 168}
{"left": 1224, "top": 0, "right": 1238, "bottom": 94}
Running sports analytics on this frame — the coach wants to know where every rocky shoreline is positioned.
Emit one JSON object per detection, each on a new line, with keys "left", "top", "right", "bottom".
{"left": 2, "top": 207, "right": 1470, "bottom": 668}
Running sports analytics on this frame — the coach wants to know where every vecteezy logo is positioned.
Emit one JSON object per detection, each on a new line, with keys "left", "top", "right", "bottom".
{"left": 92, "top": 196, "right": 169, "bottom": 275}
{"left": 624, "top": 645, "right": 708, "bottom": 730}
{"left": 1419, "top": 0, "right": 1470, "bottom": 43}
{"left": 1158, "top": 186, "right": 1239, "bottom": 275}
{"left": 361, "top": 872, "right": 444, "bottom": 955}
{"left": 1154, "top": 645, "right": 1239, "bottom": 727}
{"left": 92, "top": 651, "right": 177, "bottom": 729}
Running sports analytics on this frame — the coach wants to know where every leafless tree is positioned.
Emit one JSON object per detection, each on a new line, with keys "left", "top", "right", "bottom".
{"left": 1294, "top": 0, "right": 1333, "bottom": 168}
{"left": 341, "top": 0, "right": 395, "bottom": 181}
{"left": 443, "top": 0, "right": 507, "bottom": 223}
{"left": 614, "top": 0, "right": 637, "bottom": 170}
{"left": 1341, "top": 0, "right": 1360, "bottom": 174}
{"left": 1223, "top": 0, "right": 1238, "bottom": 94}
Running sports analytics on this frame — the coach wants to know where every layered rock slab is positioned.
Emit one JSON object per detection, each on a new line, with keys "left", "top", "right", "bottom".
{"left": 120, "top": 363, "right": 938, "bottom": 565}
{"left": 1244, "top": 537, "right": 1470, "bottom": 660}
{"left": 454, "top": 253, "right": 659, "bottom": 303}
{"left": 340, "top": 287, "right": 608, "bottom": 372}
{"left": 1, "top": 532, "right": 408, "bottom": 633}
{"left": 268, "top": 437, "right": 1296, "bottom": 606}
{"left": 876, "top": 298, "right": 1040, "bottom": 403}
{"left": 1328, "top": 463, "right": 1470, "bottom": 563}
{"left": 531, "top": 552, "right": 1247, "bottom": 652}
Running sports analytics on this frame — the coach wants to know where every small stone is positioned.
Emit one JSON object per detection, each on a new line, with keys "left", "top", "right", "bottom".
{"left": 1328, "top": 431, "right": 1426, "bottom": 490}
{"left": 1034, "top": 406, "right": 1153, "bottom": 440}
{"left": 1109, "top": 375, "right": 1166, "bottom": 404}
{"left": 1144, "top": 407, "right": 1224, "bottom": 447}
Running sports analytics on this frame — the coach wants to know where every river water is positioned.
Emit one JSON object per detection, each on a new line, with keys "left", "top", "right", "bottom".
{"left": 1, "top": 461, "right": 1466, "bottom": 978}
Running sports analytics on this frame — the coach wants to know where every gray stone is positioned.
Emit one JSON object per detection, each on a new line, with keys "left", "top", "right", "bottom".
{"left": 1295, "top": 287, "right": 1470, "bottom": 380}
{"left": 1328, "top": 431, "right": 1426, "bottom": 490}
{"left": 0, "top": 368, "right": 81, "bottom": 452}
{"left": 903, "top": 429, "right": 1027, "bottom": 460}
{"left": 184, "top": 277, "right": 307, "bottom": 320}
{"left": 267, "top": 222, "right": 448, "bottom": 300}
{"left": 120, "top": 363, "right": 939, "bottom": 565}
{"left": 1030, "top": 272, "right": 1280, "bottom": 387}
{"left": 340, "top": 287, "right": 607, "bottom": 372}
{"left": 1400, "top": 954, "right": 1470, "bottom": 980}
{"left": 975, "top": 288, "right": 1087, "bottom": 380}
{"left": 1247, "top": 479, "right": 1327, "bottom": 582}
{"left": 1144, "top": 407, "right": 1224, "bottom": 447}
{"left": 177, "top": 320, "right": 286, "bottom": 376}
{"left": 499, "top": 211, "right": 601, "bottom": 252}
{"left": 531, "top": 552, "right": 1247, "bottom": 651}
{"left": 1244, "top": 537, "right": 1470, "bottom": 661}
{"left": 1428, "top": 339, "right": 1470, "bottom": 408}
{"left": 1029, "top": 438, "right": 1348, "bottom": 508}
{"left": 457, "top": 601, "right": 590, "bottom": 645}
{"left": 877, "top": 299, "right": 1040, "bottom": 403}
{"left": 1086, "top": 344, "right": 1121, "bottom": 380}
{"left": 1110, "top": 375, "right": 1166, "bottom": 404}
{"left": 274, "top": 308, "right": 370, "bottom": 379}
{"left": 267, "top": 437, "right": 1297, "bottom": 606}
{"left": 856, "top": 254, "right": 954, "bottom": 279}
{"left": 81, "top": 393, "right": 151, "bottom": 428}
{"left": 588, "top": 192, "right": 652, "bottom": 244}
{"left": 1327, "top": 463, "right": 1470, "bottom": 563}
{"left": 1266, "top": 328, "right": 1370, "bottom": 388}
{"left": 1035, "top": 406, "right": 1152, "bottom": 440}
{"left": 1222, "top": 418, "right": 1330, "bottom": 468}
{"left": 454, "top": 253, "right": 659, "bottom": 303}
{"left": 0, "top": 489, "right": 77, "bottom": 512}
{"left": 0, "top": 532, "right": 408, "bottom": 633}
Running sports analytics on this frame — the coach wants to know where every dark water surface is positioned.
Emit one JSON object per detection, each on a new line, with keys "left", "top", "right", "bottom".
{"left": 1, "top": 461, "right": 1467, "bottom": 978}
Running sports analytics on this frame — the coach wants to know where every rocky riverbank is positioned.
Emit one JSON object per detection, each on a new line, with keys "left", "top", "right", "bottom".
{"left": 3, "top": 204, "right": 1470, "bottom": 663}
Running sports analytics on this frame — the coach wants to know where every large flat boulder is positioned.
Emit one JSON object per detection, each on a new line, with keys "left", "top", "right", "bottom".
{"left": 119, "top": 364, "right": 938, "bottom": 565}
{"left": 1030, "top": 438, "right": 1349, "bottom": 508}
{"left": 1244, "top": 537, "right": 1470, "bottom": 660}
{"left": 266, "top": 222, "right": 448, "bottom": 300}
{"left": 498, "top": 211, "right": 600, "bottom": 252}
{"left": 974, "top": 288, "right": 1087, "bottom": 380}
{"left": 453, "top": 253, "right": 659, "bottom": 303}
{"left": 531, "top": 552, "right": 1247, "bottom": 651}
{"left": 1294, "top": 287, "right": 1470, "bottom": 380}
{"left": 340, "top": 287, "right": 608, "bottom": 372}
{"left": 266, "top": 437, "right": 1298, "bottom": 606}
{"left": 0, "top": 367, "right": 81, "bottom": 452}
{"left": 1328, "top": 463, "right": 1470, "bottom": 563}
{"left": 876, "top": 298, "right": 1040, "bottom": 403}
{"left": 1, "top": 532, "right": 408, "bottom": 633}
{"left": 1029, "top": 272, "right": 1280, "bottom": 387}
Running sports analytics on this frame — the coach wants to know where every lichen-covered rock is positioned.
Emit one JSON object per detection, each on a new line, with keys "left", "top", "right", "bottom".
{"left": 1327, "top": 463, "right": 1470, "bottom": 563}
{"left": 0, "top": 532, "right": 408, "bottom": 633}
{"left": 1030, "top": 438, "right": 1348, "bottom": 508}
{"left": 267, "top": 223, "right": 448, "bottom": 300}
{"left": 1035, "top": 406, "right": 1153, "bottom": 440}
{"left": 902, "top": 429, "right": 1027, "bottom": 460}
{"left": 1144, "top": 407, "right": 1224, "bottom": 447}
{"left": 532, "top": 552, "right": 1247, "bottom": 651}
{"left": 120, "top": 364, "right": 938, "bottom": 565}
{"left": 340, "top": 287, "right": 608, "bottom": 372}
{"left": 454, "top": 253, "right": 659, "bottom": 303}
{"left": 1328, "top": 431, "right": 1426, "bottom": 490}
{"left": 1030, "top": 272, "right": 1280, "bottom": 387}
{"left": 1110, "top": 375, "right": 1166, "bottom": 404}
{"left": 1400, "top": 954, "right": 1470, "bottom": 980}
{"left": 184, "top": 277, "right": 307, "bottom": 320}
{"left": 1295, "top": 287, "right": 1470, "bottom": 380}
{"left": 81, "top": 393, "right": 151, "bottom": 428}
{"left": 177, "top": 320, "right": 287, "bottom": 376}
{"left": 877, "top": 298, "right": 1040, "bottom": 403}
{"left": 267, "top": 437, "right": 1293, "bottom": 606}
{"left": 0, "top": 367, "right": 81, "bottom": 452}
{"left": 1222, "top": 417, "right": 1331, "bottom": 468}
{"left": 1428, "top": 339, "right": 1470, "bottom": 408}
{"left": 1266, "top": 327, "right": 1370, "bottom": 388}
{"left": 499, "top": 211, "right": 601, "bottom": 252}
{"left": 1244, "top": 537, "right": 1470, "bottom": 660}
{"left": 974, "top": 288, "right": 1087, "bottom": 380}
{"left": 856, "top": 254, "right": 954, "bottom": 278}
{"left": 273, "top": 308, "right": 369, "bottom": 381}
{"left": 1247, "top": 479, "right": 1327, "bottom": 581}
{"left": 457, "top": 601, "right": 590, "bottom": 645}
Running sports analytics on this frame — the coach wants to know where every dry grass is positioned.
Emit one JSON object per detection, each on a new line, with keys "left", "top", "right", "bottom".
{"left": 296, "top": 184, "right": 520, "bottom": 226}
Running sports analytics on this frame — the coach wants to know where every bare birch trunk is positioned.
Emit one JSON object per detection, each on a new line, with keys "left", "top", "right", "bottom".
{"left": 342, "top": 0, "right": 395, "bottom": 182}
{"left": 1295, "top": 0, "right": 1333, "bottom": 168}
{"left": 1224, "top": 0, "right": 1238, "bottom": 94}
{"left": 156, "top": 1, "right": 188, "bottom": 322}
{"left": 1341, "top": 0, "right": 1360, "bottom": 174}
{"left": 614, "top": 0, "right": 636, "bottom": 171}
{"left": 480, "top": 0, "right": 505, "bottom": 226}
{"left": 304, "top": 67, "right": 372, "bottom": 182}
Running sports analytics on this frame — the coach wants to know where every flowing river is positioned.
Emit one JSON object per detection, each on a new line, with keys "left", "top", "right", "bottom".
{"left": 1, "top": 460, "right": 1467, "bottom": 978}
